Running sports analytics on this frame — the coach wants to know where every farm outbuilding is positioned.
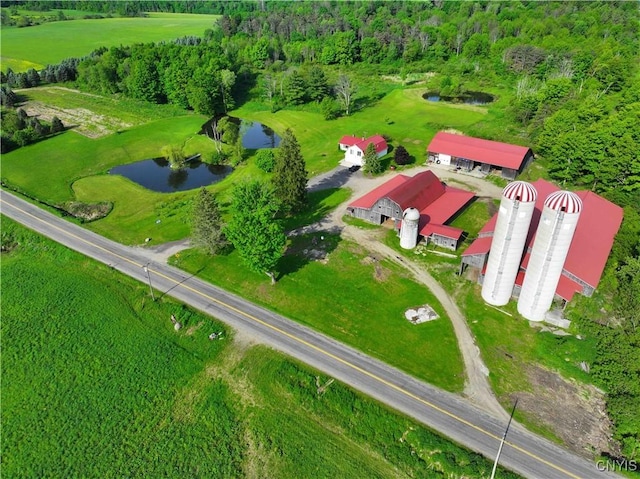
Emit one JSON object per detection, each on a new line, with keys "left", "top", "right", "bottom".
{"left": 339, "top": 134, "right": 388, "bottom": 166}
{"left": 461, "top": 179, "right": 623, "bottom": 313}
{"left": 427, "top": 132, "right": 534, "bottom": 180}
{"left": 346, "top": 170, "right": 475, "bottom": 250}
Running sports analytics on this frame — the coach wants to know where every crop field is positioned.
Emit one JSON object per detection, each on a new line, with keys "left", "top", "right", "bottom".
{"left": 0, "top": 12, "right": 219, "bottom": 72}
{"left": 0, "top": 217, "right": 519, "bottom": 478}
{"left": 171, "top": 232, "right": 465, "bottom": 392}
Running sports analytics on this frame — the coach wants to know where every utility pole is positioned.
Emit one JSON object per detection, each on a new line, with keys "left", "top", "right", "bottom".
{"left": 143, "top": 263, "right": 155, "bottom": 301}
{"left": 491, "top": 398, "right": 518, "bottom": 479}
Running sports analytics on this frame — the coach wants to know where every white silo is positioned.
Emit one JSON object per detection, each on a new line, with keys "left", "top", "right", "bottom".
{"left": 481, "top": 181, "right": 537, "bottom": 306}
{"left": 517, "top": 190, "right": 583, "bottom": 321}
{"left": 399, "top": 207, "right": 420, "bottom": 249}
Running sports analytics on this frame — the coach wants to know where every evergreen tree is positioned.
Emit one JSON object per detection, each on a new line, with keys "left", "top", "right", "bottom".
{"left": 284, "top": 70, "right": 307, "bottom": 105}
{"left": 394, "top": 145, "right": 411, "bottom": 165}
{"left": 272, "top": 128, "right": 308, "bottom": 213}
{"left": 363, "top": 142, "right": 383, "bottom": 174}
{"left": 225, "top": 180, "right": 286, "bottom": 284}
{"left": 306, "top": 66, "right": 329, "bottom": 102}
{"left": 190, "top": 188, "right": 227, "bottom": 255}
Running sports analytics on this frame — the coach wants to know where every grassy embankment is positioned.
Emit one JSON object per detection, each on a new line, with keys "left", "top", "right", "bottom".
{"left": 0, "top": 217, "right": 520, "bottom": 478}
{"left": 0, "top": 12, "right": 220, "bottom": 72}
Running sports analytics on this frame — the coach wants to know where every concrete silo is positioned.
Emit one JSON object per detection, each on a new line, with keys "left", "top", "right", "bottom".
{"left": 517, "top": 190, "right": 583, "bottom": 321}
{"left": 399, "top": 207, "right": 420, "bottom": 249}
{"left": 481, "top": 181, "right": 537, "bottom": 306}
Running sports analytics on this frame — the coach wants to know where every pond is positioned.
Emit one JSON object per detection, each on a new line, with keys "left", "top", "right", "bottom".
{"left": 422, "top": 91, "right": 495, "bottom": 105}
{"left": 109, "top": 158, "right": 233, "bottom": 193}
{"left": 200, "top": 117, "right": 281, "bottom": 149}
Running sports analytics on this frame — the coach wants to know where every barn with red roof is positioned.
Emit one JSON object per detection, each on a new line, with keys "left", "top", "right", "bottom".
{"left": 461, "top": 179, "right": 623, "bottom": 305}
{"left": 346, "top": 170, "right": 475, "bottom": 250}
{"left": 339, "top": 134, "right": 388, "bottom": 166}
{"left": 427, "top": 132, "right": 534, "bottom": 180}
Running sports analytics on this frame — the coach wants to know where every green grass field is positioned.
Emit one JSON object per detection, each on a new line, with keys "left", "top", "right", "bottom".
{"left": 0, "top": 217, "right": 519, "bottom": 478}
{"left": 171, "top": 232, "right": 465, "bottom": 392}
{"left": 0, "top": 12, "right": 219, "bottom": 72}
{"left": 1, "top": 85, "right": 498, "bottom": 246}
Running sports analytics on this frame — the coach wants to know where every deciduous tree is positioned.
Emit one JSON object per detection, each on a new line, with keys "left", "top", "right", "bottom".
{"left": 334, "top": 74, "right": 357, "bottom": 116}
{"left": 225, "top": 180, "right": 286, "bottom": 284}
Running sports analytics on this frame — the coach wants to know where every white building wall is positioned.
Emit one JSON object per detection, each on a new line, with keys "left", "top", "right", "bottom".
{"left": 517, "top": 205, "right": 581, "bottom": 321}
{"left": 399, "top": 208, "right": 420, "bottom": 249}
{"left": 481, "top": 197, "right": 536, "bottom": 306}
{"left": 437, "top": 153, "right": 451, "bottom": 165}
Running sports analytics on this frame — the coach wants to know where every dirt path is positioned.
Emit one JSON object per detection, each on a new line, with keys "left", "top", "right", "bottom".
{"left": 293, "top": 164, "right": 508, "bottom": 418}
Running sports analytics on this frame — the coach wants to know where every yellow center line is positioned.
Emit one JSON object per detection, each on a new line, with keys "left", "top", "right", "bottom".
{"left": 1, "top": 196, "right": 582, "bottom": 479}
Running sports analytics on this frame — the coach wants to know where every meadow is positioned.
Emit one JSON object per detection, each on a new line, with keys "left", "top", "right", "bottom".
{"left": 0, "top": 12, "right": 219, "bottom": 72}
{"left": 0, "top": 217, "right": 519, "bottom": 478}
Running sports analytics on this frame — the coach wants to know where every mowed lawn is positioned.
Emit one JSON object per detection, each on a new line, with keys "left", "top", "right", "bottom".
{"left": 172, "top": 233, "right": 465, "bottom": 392}
{"left": 0, "top": 12, "right": 219, "bottom": 72}
{"left": 231, "top": 88, "right": 488, "bottom": 176}
{"left": 2, "top": 86, "right": 490, "bottom": 245}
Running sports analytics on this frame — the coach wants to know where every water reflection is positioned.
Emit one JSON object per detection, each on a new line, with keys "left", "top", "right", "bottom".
{"left": 422, "top": 91, "right": 495, "bottom": 105}
{"left": 109, "top": 158, "right": 233, "bottom": 192}
{"left": 200, "top": 116, "right": 281, "bottom": 149}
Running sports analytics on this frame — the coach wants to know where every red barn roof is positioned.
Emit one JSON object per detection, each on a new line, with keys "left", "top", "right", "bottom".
{"left": 349, "top": 170, "right": 474, "bottom": 241}
{"left": 462, "top": 179, "right": 623, "bottom": 296}
{"left": 340, "top": 134, "right": 388, "bottom": 154}
{"left": 427, "top": 132, "right": 531, "bottom": 170}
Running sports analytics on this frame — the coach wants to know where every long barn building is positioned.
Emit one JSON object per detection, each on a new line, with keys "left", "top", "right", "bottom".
{"left": 346, "top": 170, "right": 475, "bottom": 250}
{"left": 461, "top": 179, "right": 623, "bottom": 309}
{"left": 427, "top": 132, "right": 534, "bottom": 180}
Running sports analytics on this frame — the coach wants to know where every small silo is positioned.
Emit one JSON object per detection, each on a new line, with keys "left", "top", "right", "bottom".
{"left": 517, "top": 190, "right": 582, "bottom": 321}
{"left": 399, "top": 207, "right": 420, "bottom": 249}
{"left": 481, "top": 181, "right": 537, "bottom": 306}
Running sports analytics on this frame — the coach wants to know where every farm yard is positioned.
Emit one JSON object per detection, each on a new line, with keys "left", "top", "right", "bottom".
{"left": 2, "top": 1, "right": 638, "bottom": 471}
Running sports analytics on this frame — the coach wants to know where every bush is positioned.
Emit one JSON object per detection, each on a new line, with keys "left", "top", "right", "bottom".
{"left": 394, "top": 145, "right": 412, "bottom": 165}
{"left": 255, "top": 149, "right": 276, "bottom": 172}
{"left": 320, "top": 97, "right": 340, "bottom": 120}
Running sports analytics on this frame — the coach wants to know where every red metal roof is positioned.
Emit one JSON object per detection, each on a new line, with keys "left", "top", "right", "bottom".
{"left": 470, "top": 179, "right": 623, "bottom": 295}
{"left": 422, "top": 224, "right": 464, "bottom": 240}
{"left": 349, "top": 170, "right": 474, "bottom": 241}
{"left": 340, "top": 134, "right": 388, "bottom": 154}
{"left": 387, "top": 171, "right": 445, "bottom": 211}
{"left": 427, "top": 132, "right": 531, "bottom": 170}
{"left": 348, "top": 174, "right": 408, "bottom": 209}
{"left": 461, "top": 236, "right": 492, "bottom": 256}
{"left": 419, "top": 185, "right": 475, "bottom": 227}
{"left": 555, "top": 274, "right": 583, "bottom": 302}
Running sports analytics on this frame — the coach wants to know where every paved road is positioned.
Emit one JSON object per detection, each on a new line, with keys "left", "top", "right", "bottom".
{"left": 0, "top": 189, "right": 619, "bottom": 479}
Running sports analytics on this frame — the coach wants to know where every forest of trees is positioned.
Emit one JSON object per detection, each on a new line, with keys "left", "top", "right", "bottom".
{"left": 2, "top": 0, "right": 639, "bottom": 459}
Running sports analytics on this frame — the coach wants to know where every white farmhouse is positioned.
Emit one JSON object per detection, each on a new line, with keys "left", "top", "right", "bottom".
{"left": 339, "top": 134, "right": 388, "bottom": 166}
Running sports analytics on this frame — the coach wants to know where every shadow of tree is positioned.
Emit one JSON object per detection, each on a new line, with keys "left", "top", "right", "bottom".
{"left": 277, "top": 232, "right": 341, "bottom": 280}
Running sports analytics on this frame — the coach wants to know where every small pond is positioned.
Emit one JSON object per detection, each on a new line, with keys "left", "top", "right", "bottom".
{"left": 200, "top": 116, "right": 281, "bottom": 149}
{"left": 109, "top": 158, "right": 232, "bottom": 193}
{"left": 422, "top": 91, "right": 495, "bottom": 105}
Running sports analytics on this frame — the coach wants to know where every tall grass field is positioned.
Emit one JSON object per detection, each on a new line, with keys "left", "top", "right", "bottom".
{"left": 0, "top": 217, "right": 520, "bottom": 478}
{"left": 0, "top": 12, "right": 219, "bottom": 72}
